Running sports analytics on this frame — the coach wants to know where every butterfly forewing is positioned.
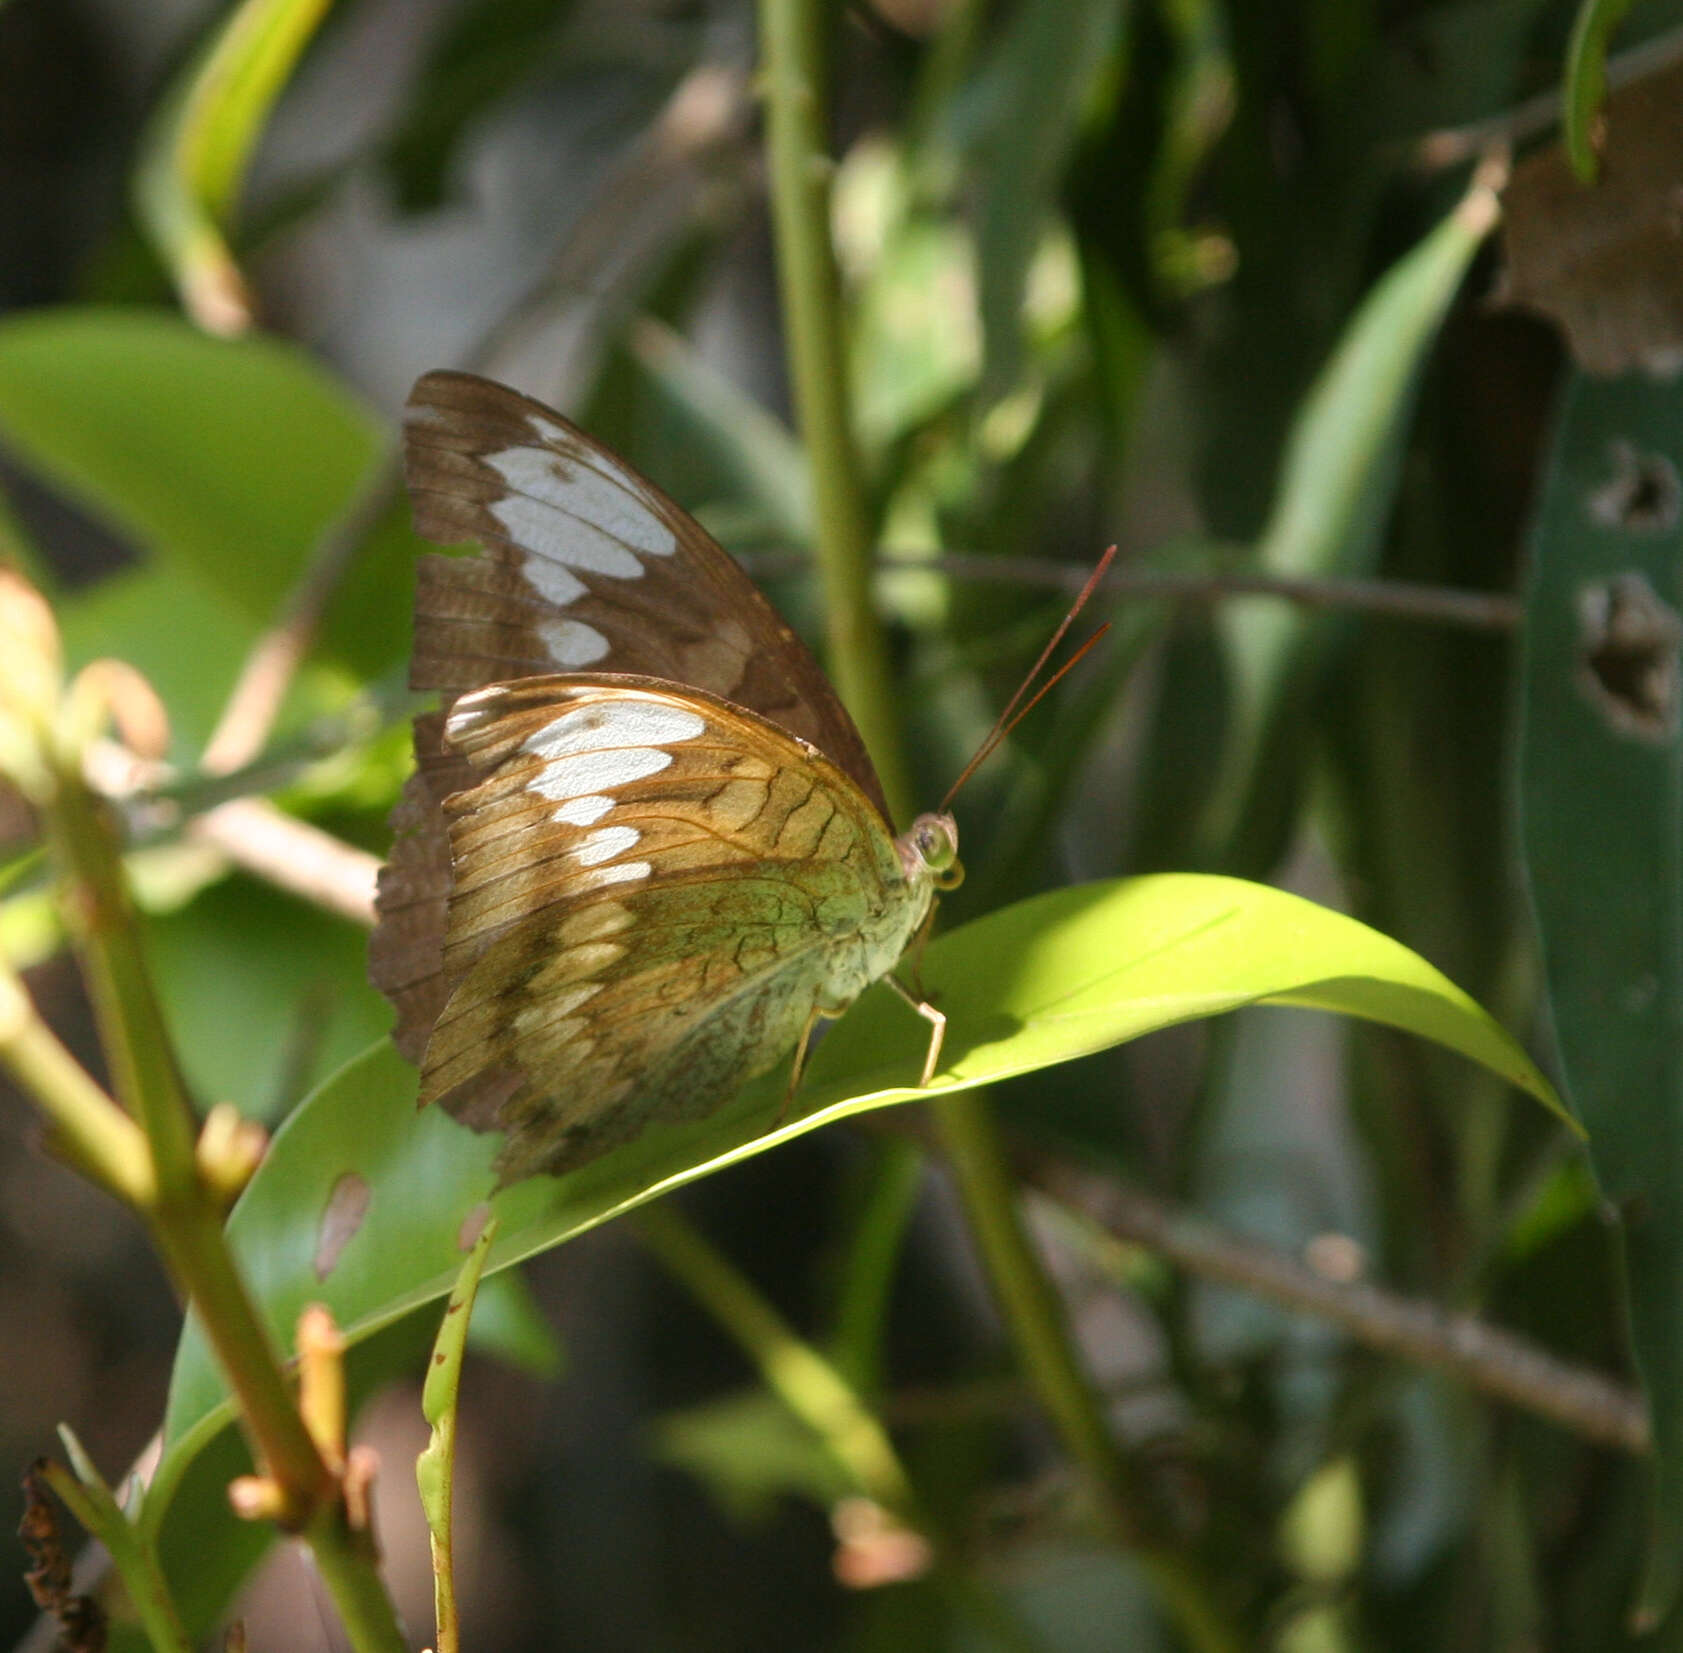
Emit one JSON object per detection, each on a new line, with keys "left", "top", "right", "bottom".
{"left": 416, "top": 676, "right": 929, "bottom": 1180}
{"left": 403, "top": 371, "right": 886, "bottom": 810}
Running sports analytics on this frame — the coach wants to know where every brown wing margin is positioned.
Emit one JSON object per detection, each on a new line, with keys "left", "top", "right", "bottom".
{"left": 403, "top": 370, "right": 891, "bottom": 824}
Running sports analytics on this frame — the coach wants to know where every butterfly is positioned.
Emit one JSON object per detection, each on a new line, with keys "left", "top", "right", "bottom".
{"left": 370, "top": 371, "right": 965, "bottom": 1183}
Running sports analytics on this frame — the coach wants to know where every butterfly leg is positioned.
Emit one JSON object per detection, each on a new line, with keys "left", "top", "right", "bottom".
{"left": 778, "top": 1001, "right": 828, "bottom": 1125}
{"left": 884, "top": 971, "right": 946, "bottom": 1088}
{"left": 906, "top": 904, "right": 939, "bottom": 1003}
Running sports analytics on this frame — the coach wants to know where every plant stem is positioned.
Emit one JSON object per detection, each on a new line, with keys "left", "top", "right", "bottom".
{"left": 44, "top": 1445, "right": 192, "bottom": 1653}
{"left": 46, "top": 762, "right": 331, "bottom": 1514}
{"left": 754, "top": 4, "right": 1241, "bottom": 1644}
{"left": 0, "top": 965, "right": 154, "bottom": 1206}
{"left": 939, "top": 1097, "right": 1240, "bottom": 1652}
{"left": 40, "top": 754, "right": 407, "bottom": 1651}
{"left": 305, "top": 1505, "right": 409, "bottom": 1653}
{"left": 756, "top": 0, "right": 911, "bottom": 823}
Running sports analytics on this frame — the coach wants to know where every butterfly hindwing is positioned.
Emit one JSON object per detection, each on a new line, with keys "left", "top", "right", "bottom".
{"left": 415, "top": 676, "right": 926, "bottom": 1180}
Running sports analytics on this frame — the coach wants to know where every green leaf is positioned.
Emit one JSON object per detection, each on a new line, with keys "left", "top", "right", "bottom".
{"left": 1563, "top": 0, "right": 1637, "bottom": 183}
{"left": 1518, "top": 366, "right": 1683, "bottom": 1625}
{"left": 0, "top": 308, "right": 413, "bottom": 687}
{"left": 146, "top": 872, "right": 1563, "bottom": 1580}
{"left": 650, "top": 1388, "right": 851, "bottom": 1521}
{"left": 1199, "top": 174, "right": 1501, "bottom": 869}
{"left": 133, "top": 0, "right": 335, "bottom": 331}
{"left": 55, "top": 563, "right": 256, "bottom": 757}
{"left": 147, "top": 874, "right": 393, "bottom": 1121}
{"left": 959, "top": 0, "right": 1127, "bottom": 397}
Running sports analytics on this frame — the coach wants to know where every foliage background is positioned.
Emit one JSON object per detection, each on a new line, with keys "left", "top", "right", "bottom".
{"left": 0, "top": 0, "right": 1676, "bottom": 1647}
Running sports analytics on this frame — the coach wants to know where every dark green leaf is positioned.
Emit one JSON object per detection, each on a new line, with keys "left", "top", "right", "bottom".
{"left": 1520, "top": 365, "right": 1683, "bottom": 1624}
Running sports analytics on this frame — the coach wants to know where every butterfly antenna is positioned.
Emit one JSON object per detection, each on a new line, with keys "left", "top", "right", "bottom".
{"left": 939, "top": 545, "right": 1117, "bottom": 813}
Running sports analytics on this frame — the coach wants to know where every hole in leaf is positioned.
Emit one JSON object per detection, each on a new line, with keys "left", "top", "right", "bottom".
{"left": 1587, "top": 441, "right": 1681, "bottom": 532}
{"left": 457, "top": 1202, "right": 492, "bottom": 1251}
{"left": 314, "top": 1173, "right": 371, "bottom": 1280}
{"left": 1575, "top": 572, "right": 1683, "bottom": 740}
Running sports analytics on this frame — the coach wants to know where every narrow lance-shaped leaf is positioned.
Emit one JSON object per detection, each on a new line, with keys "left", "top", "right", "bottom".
{"left": 1199, "top": 169, "right": 1501, "bottom": 868}
{"left": 1562, "top": 0, "right": 1637, "bottom": 182}
{"left": 133, "top": 0, "right": 336, "bottom": 333}
{"left": 149, "top": 873, "right": 1565, "bottom": 1563}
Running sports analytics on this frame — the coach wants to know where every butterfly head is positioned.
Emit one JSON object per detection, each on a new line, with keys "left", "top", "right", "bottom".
{"left": 903, "top": 811, "right": 964, "bottom": 892}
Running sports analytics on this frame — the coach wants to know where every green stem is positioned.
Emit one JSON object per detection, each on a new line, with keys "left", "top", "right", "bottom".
{"left": 756, "top": 0, "right": 912, "bottom": 823}
{"left": 0, "top": 966, "right": 154, "bottom": 1207}
{"left": 938, "top": 1096, "right": 1240, "bottom": 1653}
{"left": 46, "top": 1442, "right": 192, "bottom": 1653}
{"left": 46, "top": 763, "right": 329, "bottom": 1512}
{"left": 753, "top": 6, "right": 1241, "bottom": 1645}
{"left": 49, "top": 763, "right": 200, "bottom": 1188}
{"left": 634, "top": 1202, "right": 920, "bottom": 1520}
{"left": 42, "top": 756, "right": 407, "bottom": 1651}
{"left": 304, "top": 1505, "right": 409, "bottom": 1653}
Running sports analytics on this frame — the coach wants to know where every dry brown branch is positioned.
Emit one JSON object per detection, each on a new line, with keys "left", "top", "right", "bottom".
{"left": 1029, "top": 1163, "right": 1647, "bottom": 1455}
{"left": 737, "top": 550, "right": 1524, "bottom": 632}
{"left": 187, "top": 800, "right": 378, "bottom": 928}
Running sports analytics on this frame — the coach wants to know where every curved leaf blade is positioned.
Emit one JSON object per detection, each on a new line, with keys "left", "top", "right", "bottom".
{"left": 134, "top": 0, "right": 335, "bottom": 332}
{"left": 149, "top": 874, "right": 1563, "bottom": 1544}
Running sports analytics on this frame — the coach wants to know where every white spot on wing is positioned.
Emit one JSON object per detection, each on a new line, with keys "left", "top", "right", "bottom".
{"left": 538, "top": 617, "right": 610, "bottom": 666}
{"left": 521, "top": 700, "right": 706, "bottom": 803}
{"left": 573, "top": 825, "right": 641, "bottom": 865}
{"left": 553, "top": 793, "right": 614, "bottom": 826}
{"left": 486, "top": 445, "right": 676, "bottom": 558}
{"left": 531, "top": 747, "right": 672, "bottom": 800}
{"left": 592, "top": 861, "right": 651, "bottom": 886}
{"left": 529, "top": 415, "right": 569, "bottom": 443}
{"left": 494, "top": 496, "right": 643, "bottom": 579}
{"left": 522, "top": 700, "right": 708, "bottom": 761}
{"left": 548, "top": 982, "right": 605, "bottom": 1018}
{"left": 447, "top": 684, "right": 505, "bottom": 738}
{"left": 517, "top": 552, "right": 586, "bottom": 607}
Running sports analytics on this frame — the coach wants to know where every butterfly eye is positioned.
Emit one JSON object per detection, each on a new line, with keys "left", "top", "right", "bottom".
{"left": 911, "top": 814, "right": 963, "bottom": 889}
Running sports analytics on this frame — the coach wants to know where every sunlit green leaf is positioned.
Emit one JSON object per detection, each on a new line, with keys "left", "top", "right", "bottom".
{"left": 150, "top": 874, "right": 1562, "bottom": 1555}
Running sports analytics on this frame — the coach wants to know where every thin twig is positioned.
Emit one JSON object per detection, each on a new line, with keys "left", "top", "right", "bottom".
{"left": 1412, "top": 22, "right": 1683, "bottom": 170}
{"left": 83, "top": 740, "right": 381, "bottom": 927}
{"left": 1029, "top": 1163, "right": 1647, "bottom": 1455}
{"left": 200, "top": 446, "right": 402, "bottom": 778}
{"left": 188, "top": 800, "right": 379, "bottom": 927}
{"left": 735, "top": 549, "right": 1524, "bottom": 631}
